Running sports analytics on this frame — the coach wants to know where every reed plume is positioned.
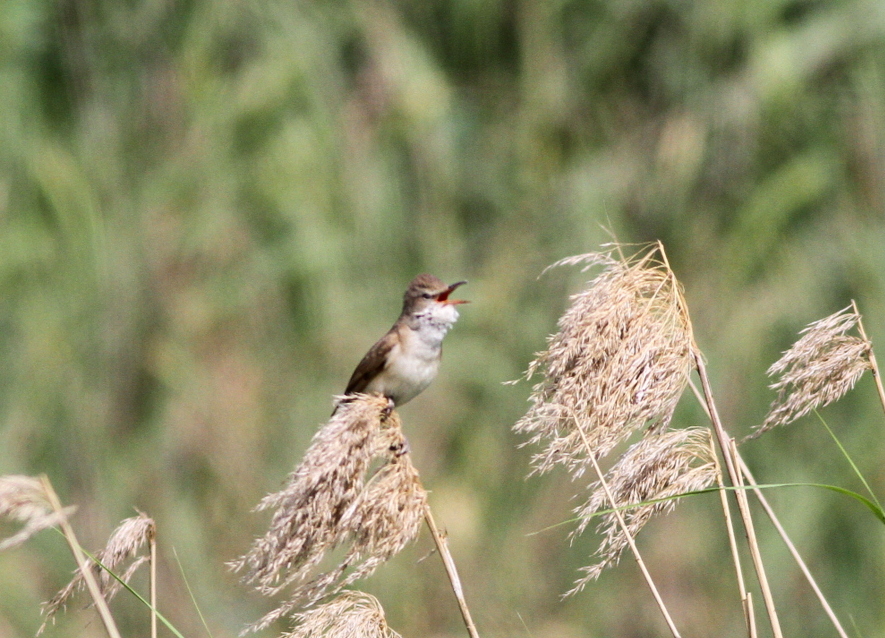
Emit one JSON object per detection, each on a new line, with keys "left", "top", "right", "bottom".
{"left": 751, "top": 305, "right": 871, "bottom": 439}
{"left": 0, "top": 475, "right": 75, "bottom": 551}
{"left": 514, "top": 244, "right": 704, "bottom": 636}
{"left": 40, "top": 512, "right": 156, "bottom": 630}
{"left": 232, "top": 394, "right": 427, "bottom": 632}
{"left": 567, "top": 427, "right": 716, "bottom": 594}
{"left": 515, "top": 244, "right": 694, "bottom": 475}
{"left": 282, "top": 590, "right": 401, "bottom": 638}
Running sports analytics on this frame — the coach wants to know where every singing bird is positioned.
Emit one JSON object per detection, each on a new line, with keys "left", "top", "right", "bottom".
{"left": 337, "top": 274, "right": 468, "bottom": 410}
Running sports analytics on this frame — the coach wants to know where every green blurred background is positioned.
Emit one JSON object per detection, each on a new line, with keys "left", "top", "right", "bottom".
{"left": 1, "top": 0, "right": 884, "bottom": 636}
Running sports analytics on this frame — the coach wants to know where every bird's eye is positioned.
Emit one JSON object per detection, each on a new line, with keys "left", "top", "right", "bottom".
{"left": 421, "top": 292, "right": 433, "bottom": 299}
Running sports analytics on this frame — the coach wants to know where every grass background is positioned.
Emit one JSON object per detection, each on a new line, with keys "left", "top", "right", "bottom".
{"left": 1, "top": 0, "right": 884, "bottom": 636}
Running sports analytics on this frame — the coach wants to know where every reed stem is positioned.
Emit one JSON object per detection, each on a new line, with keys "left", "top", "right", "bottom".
{"left": 852, "top": 300, "right": 885, "bottom": 418}
{"left": 423, "top": 505, "right": 480, "bottom": 638}
{"left": 150, "top": 530, "right": 157, "bottom": 638}
{"left": 575, "top": 422, "right": 683, "bottom": 637}
{"left": 590, "top": 452, "right": 683, "bottom": 637}
{"left": 693, "top": 354, "right": 783, "bottom": 638}
{"left": 40, "top": 476, "right": 122, "bottom": 638}
{"left": 690, "top": 378, "right": 755, "bottom": 637}
{"left": 736, "top": 453, "right": 849, "bottom": 638}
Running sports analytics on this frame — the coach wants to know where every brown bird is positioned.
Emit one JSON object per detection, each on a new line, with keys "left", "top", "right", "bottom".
{"left": 337, "top": 274, "right": 468, "bottom": 411}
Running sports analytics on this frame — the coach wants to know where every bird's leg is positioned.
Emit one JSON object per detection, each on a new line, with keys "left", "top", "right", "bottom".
{"left": 381, "top": 396, "right": 395, "bottom": 420}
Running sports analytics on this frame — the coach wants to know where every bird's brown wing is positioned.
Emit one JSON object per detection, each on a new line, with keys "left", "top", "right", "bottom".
{"left": 343, "top": 327, "right": 396, "bottom": 395}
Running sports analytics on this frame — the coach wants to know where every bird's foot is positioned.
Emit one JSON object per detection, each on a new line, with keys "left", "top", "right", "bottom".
{"left": 390, "top": 435, "right": 411, "bottom": 456}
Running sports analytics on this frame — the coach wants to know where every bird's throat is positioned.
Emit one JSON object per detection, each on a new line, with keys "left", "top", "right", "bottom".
{"left": 407, "top": 303, "right": 460, "bottom": 342}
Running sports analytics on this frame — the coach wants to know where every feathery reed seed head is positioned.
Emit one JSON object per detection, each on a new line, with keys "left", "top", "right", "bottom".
{"left": 515, "top": 245, "right": 695, "bottom": 476}
{"left": 752, "top": 305, "right": 871, "bottom": 439}
{"left": 282, "top": 590, "right": 401, "bottom": 638}
{"left": 567, "top": 427, "right": 716, "bottom": 595}
{"left": 0, "top": 475, "right": 73, "bottom": 551}
{"left": 253, "top": 455, "right": 427, "bottom": 630}
{"left": 93, "top": 512, "right": 156, "bottom": 599}
{"left": 232, "top": 395, "right": 398, "bottom": 593}
{"left": 234, "top": 394, "right": 426, "bottom": 633}
{"left": 39, "top": 512, "right": 156, "bottom": 632}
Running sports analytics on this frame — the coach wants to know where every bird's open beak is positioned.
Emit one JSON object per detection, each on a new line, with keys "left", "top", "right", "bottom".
{"left": 437, "top": 280, "right": 469, "bottom": 305}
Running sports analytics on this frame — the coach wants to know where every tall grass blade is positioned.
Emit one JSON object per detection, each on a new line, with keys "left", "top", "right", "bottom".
{"left": 814, "top": 410, "right": 881, "bottom": 509}
{"left": 173, "top": 546, "right": 214, "bottom": 638}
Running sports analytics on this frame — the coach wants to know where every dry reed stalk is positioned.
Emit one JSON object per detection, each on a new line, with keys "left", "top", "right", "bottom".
{"left": 720, "top": 473, "right": 755, "bottom": 638}
{"left": 150, "top": 527, "right": 157, "bottom": 638}
{"left": 694, "top": 343, "right": 850, "bottom": 638}
{"left": 568, "top": 427, "right": 717, "bottom": 593}
{"left": 688, "top": 379, "right": 754, "bottom": 638}
{"left": 38, "top": 476, "right": 123, "bottom": 638}
{"left": 40, "top": 511, "right": 156, "bottom": 633}
{"left": 852, "top": 300, "right": 885, "bottom": 418}
{"left": 751, "top": 305, "right": 871, "bottom": 439}
{"left": 283, "top": 590, "right": 401, "bottom": 638}
{"left": 729, "top": 439, "right": 781, "bottom": 636}
{"left": 233, "top": 395, "right": 427, "bottom": 633}
{"left": 736, "top": 453, "right": 849, "bottom": 638}
{"left": 515, "top": 243, "right": 694, "bottom": 477}
{"left": 693, "top": 355, "right": 783, "bottom": 638}
{"left": 423, "top": 505, "right": 480, "bottom": 638}
{"left": 745, "top": 593, "right": 757, "bottom": 638}
{"left": 582, "top": 445, "right": 684, "bottom": 637}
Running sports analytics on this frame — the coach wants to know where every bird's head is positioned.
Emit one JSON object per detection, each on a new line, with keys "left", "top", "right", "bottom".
{"left": 402, "top": 274, "right": 469, "bottom": 319}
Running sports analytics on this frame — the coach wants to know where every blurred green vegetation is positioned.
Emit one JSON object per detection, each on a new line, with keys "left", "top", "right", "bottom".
{"left": 1, "top": 0, "right": 884, "bottom": 636}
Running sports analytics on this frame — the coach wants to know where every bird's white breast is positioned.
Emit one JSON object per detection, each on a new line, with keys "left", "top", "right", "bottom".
{"left": 365, "top": 304, "right": 459, "bottom": 405}
{"left": 378, "top": 331, "right": 441, "bottom": 404}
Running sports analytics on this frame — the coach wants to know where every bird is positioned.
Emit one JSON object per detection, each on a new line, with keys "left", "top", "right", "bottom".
{"left": 336, "top": 274, "right": 468, "bottom": 412}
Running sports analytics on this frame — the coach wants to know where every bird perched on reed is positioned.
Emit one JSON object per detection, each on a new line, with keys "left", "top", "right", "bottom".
{"left": 337, "top": 274, "right": 468, "bottom": 411}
